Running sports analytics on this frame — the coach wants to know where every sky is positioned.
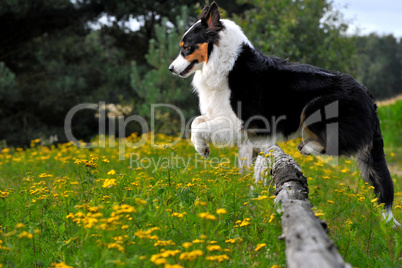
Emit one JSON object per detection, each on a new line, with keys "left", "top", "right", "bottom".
{"left": 333, "top": 0, "right": 402, "bottom": 38}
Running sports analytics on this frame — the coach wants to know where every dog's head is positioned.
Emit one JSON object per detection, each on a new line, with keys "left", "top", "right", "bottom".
{"left": 169, "top": 2, "right": 223, "bottom": 78}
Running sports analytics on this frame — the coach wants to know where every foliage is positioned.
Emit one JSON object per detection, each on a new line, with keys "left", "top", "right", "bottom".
{"left": 130, "top": 7, "right": 198, "bottom": 135}
{"left": 0, "top": 0, "right": 199, "bottom": 147}
{"left": 234, "top": 0, "right": 356, "bottom": 73}
{"left": 354, "top": 34, "right": 402, "bottom": 99}
{"left": 0, "top": 28, "right": 131, "bottom": 146}
{"left": 377, "top": 99, "right": 402, "bottom": 149}
{"left": 0, "top": 62, "right": 18, "bottom": 103}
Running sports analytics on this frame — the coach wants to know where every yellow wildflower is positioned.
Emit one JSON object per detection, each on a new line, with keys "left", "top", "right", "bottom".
{"left": 198, "top": 212, "right": 217, "bottom": 220}
{"left": 164, "top": 264, "right": 184, "bottom": 268}
{"left": 255, "top": 243, "right": 266, "bottom": 252}
{"left": 107, "top": 169, "right": 116, "bottom": 175}
{"left": 15, "top": 223, "right": 26, "bottom": 229}
{"left": 216, "top": 208, "right": 228, "bottom": 214}
{"left": 195, "top": 200, "right": 207, "bottom": 206}
{"left": 18, "top": 231, "right": 33, "bottom": 239}
{"left": 205, "top": 254, "right": 230, "bottom": 262}
{"left": 182, "top": 242, "right": 193, "bottom": 248}
{"left": 179, "top": 250, "right": 204, "bottom": 261}
{"left": 50, "top": 262, "right": 74, "bottom": 268}
{"left": 102, "top": 179, "right": 117, "bottom": 189}
{"left": 206, "top": 245, "right": 222, "bottom": 251}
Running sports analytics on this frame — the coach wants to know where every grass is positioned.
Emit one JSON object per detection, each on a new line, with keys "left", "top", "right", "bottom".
{"left": 0, "top": 100, "right": 401, "bottom": 268}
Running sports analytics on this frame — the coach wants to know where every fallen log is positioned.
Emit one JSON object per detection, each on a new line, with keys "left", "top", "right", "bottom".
{"left": 252, "top": 144, "right": 351, "bottom": 268}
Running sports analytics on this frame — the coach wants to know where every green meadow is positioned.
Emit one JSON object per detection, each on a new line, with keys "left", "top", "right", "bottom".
{"left": 0, "top": 100, "right": 401, "bottom": 268}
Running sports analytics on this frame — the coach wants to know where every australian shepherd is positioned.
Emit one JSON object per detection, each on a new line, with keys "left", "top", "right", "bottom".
{"left": 169, "top": 2, "right": 398, "bottom": 225}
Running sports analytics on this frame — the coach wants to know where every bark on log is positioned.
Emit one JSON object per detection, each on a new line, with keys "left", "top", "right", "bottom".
{"left": 255, "top": 145, "right": 351, "bottom": 268}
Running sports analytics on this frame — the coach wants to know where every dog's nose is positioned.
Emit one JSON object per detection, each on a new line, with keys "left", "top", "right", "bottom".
{"left": 169, "top": 65, "right": 174, "bottom": 73}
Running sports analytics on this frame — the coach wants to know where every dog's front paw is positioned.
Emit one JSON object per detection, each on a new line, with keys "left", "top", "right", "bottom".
{"left": 191, "top": 132, "right": 210, "bottom": 158}
{"left": 195, "top": 144, "right": 210, "bottom": 158}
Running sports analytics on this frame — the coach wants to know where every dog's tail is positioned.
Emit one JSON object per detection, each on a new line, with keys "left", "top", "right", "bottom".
{"left": 357, "top": 115, "right": 399, "bottom": 226}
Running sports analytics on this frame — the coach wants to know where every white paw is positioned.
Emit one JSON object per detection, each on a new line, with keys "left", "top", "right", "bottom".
{"left": 195, "top": 144, "right": 210, "bottom": 158}
{"left": 191, "top": 132, "right": 210, "bottom": 158}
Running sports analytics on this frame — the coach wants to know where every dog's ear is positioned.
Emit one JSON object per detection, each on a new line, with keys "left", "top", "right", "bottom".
{"left": 200, "top": 2, "right": 222, "bottom": 30}
{"left": 200, "top": 5, "right": 210, "bottom": 19}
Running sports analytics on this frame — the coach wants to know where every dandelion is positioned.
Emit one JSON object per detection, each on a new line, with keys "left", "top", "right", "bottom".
{"left": 179, "top": 250, "right": 204, "bottom": 261}
{"left": 114, "top": 204, "right": 136, "bottom": 214}
{"left": 205, "top": 254, "right": 230, "bottom": 262}
{"left": 206, "top": 245, "right": 222, "bottom": 252}
{"left": 182, "top": 242, "right": 193, "bottom": 248}
{"left": 1, "top": 148, "right": 10, "bottom": 153}
{"left": 107, "top": 169, "right": 116, "bottom": 175}
{"left": 371, "top": 198, "right": 378, "bottom": 203}
{"left": 107, "top": 243, "right": 124, "bottom": 253}
{"left": 171, "top": 212, "right": 186, "bottom": 218}
{"left": 18, "top": 231, "right": 33, "bottom": 239}
{"left": 268, "top": 214, "right": 275, "bottom": 223}
{"left": 253, "top": 195, "right": 269, "bottom": 201}
{"left": 134, "top": 227, "right": 160, "bottom": 239}
{"left": 165, "top": 264, "right": 184, "bottom": 268}
{"left": 39, "top": 173, "right": 53, "bottom": 178}
{"left": 50, "top": 262, "right": 74, "bottom": 268}
{"left": 154, "top": 240, "right": 176, "bottom": 247}
{"left": 195, "top": 200, "right": 207, "bottom": 206}
{"left": 150, "top": 257, "right": 167, "bottom": 266}
{"left": 255, "top": 243, "right": 267, "bottom": 252}
{"left": 15, "top": 223, "right": 26, "bottom": 229}
{"left": 216, "top": 208, "right": 228, "bottom": 214}
{"left": 239, "top": 219, "right": 251, "bottom": 227}
{"left": 102, "top": 179, "right": 117, "bottom": 189}
{"left": 198, "top": 212, "right": 217, "bottom": 220}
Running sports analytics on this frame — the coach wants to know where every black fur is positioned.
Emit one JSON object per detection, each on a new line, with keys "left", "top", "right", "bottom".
{"left": 228, "top": 43, "right": 394, "bottom": 209}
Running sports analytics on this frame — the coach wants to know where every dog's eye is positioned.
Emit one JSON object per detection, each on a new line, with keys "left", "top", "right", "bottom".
{"left": 183, "top": 45, "right": 190, "bottom": 51}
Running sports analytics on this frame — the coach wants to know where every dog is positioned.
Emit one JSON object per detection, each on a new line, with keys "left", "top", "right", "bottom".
{"left": 169, "top": 2, "right": 399, "bottom": 225}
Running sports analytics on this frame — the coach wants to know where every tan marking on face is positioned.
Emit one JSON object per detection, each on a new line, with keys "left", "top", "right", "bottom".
{"left": 185, "top": 43, "right": 209, "bottom": 63}
{"left": 180, "top": 42, "right": 184, "bottom": 47}
{"left": 303, "top": 125, "right": 319, "bottom": 139}
{"left": 300, "top": 112, "right": 319, "bottom": 139}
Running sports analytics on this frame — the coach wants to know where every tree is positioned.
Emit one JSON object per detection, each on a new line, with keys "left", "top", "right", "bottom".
{"left": 0, "top": 0, "right": 199, "bottom": 146}
{"left": 130, "top": 7, "right": 197, "bottom": 135}
{"left": 233, "top": 0, "right": 356, "bottom": 73}
{"left": 354, "top": 34, "right": 402, "bottom": 99}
